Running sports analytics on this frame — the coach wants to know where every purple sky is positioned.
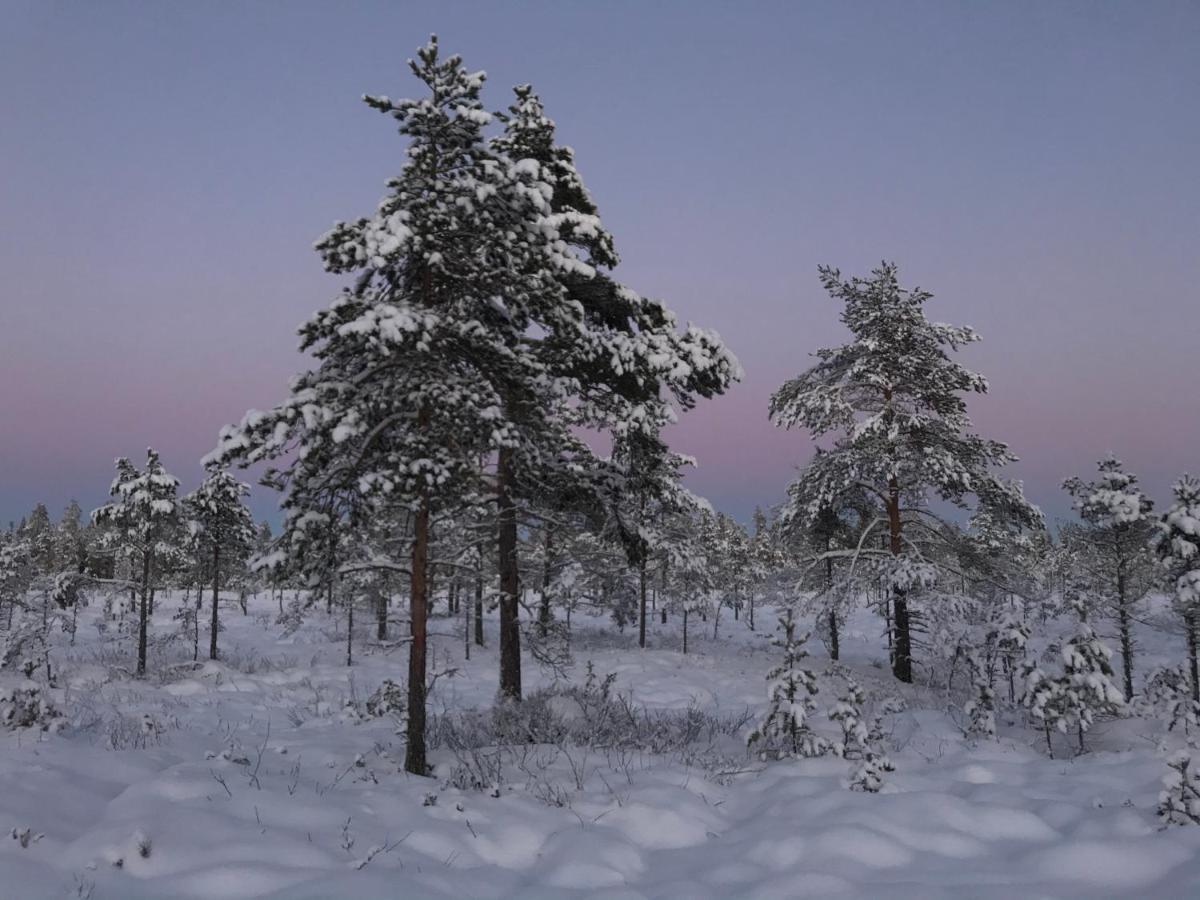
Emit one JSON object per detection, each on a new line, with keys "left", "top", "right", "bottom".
{"left": 2, "top": 1, "right": 1198, "bottom": 528}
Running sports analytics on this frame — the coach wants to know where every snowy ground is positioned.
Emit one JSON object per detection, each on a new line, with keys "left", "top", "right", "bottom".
{"left": 2, "top": 595, "right": 1199, "bottom": 899}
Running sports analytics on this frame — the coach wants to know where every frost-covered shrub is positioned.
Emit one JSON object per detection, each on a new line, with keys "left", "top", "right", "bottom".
{"left": 964, "top": 653, "right": 997, "bottom": 739}
{"left": 0, "top": 680, "right": 61, "bottom": 731}
{"left": 428, "top": 663, "right": 751, "bottom": 793}
{"left": 1141, "top": 666, "right": 1200, "bottom": 736}
{"left": 1159, "top": 751, "right": 1200, "bottom": 826}
{"left": 828, "top": 676, "right": 869, "bottom": 759}
{"left": 849, "top": 749, "right": 887, "bottom": 793}
{"left": 366, "top": 678, "right": 406, "bottom": 719}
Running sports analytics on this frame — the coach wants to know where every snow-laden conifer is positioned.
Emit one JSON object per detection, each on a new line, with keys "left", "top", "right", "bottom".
{"left": 183, "top": 469, "right": 255, "bottom": 661}
{"left": 747, "top": 608, "right": 828, "bottom": 759}
{"left": 770, "top": 263, "right": 1040, "bottom": 683}
{"left": 91, "top": 449, "right": 180, "bottom": 676}
{"left": 1062, "top": 456, "right": 1157, "bottom": 699}
{"left": 1159, "top": 750, "right": 1200, "bottom": 826}
{"left": 1154, "top": 476, "right": 1200, "bottom": 704}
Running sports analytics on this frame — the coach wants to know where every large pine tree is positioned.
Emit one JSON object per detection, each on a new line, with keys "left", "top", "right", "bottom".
{"left": 770, "top": 262, "right": 1039, "bottom": 682}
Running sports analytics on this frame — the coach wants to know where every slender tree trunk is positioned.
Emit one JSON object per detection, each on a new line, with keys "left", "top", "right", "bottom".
{"left": 748, "top": 592, "right": 754, "bottom": 631}
{"left": 638, "top": 555, "right": 648, "bottom": 649}
{"left": 346, "top": 586, "right": 353, "bottom": 667}
{"left": 474, "top": 549, "right": 484, "bottom": 647}
{"left": 497, "top": 447, "right": 522, "bottom": 700}
{"left": 1116, "top": 559, "right": 1133, "bottom": 699}
{"left": 826, "top": 550, "right": 839, "bottom": 661}
{"left": 464, "top": 578, "right": 471, "bottom": 662}
{"left": 376, "top": 585, "right": 388, "bottom": 641}
{"left": 539, "top": 529, "right": 552, "bottom": 639}
{"left": 1187, "top": 609, "right": 1199, "bottom": 704}
{"left": 210, "top": 544, "right": 221, "bottom": 661}
{"left": 660, "top": 560, "right": 668, "bottom": 625}
{"left": 887, "top": 479, "right": 912, "bottom": 683}
{"left": 137, "top": 551, "right": 151, "bottom": 677}
{"left": 405, "top": 492, "right": 430, "bottom": 775}
{"left": 682, "top": 608, "right": 689, "bottom": 655}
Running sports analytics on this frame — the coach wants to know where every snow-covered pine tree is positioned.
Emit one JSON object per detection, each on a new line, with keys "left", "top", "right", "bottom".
{"left": 964, "top": 652, "right": 998, "bottom": 739}
{"left": 0, "top": 533, "right": 32, "bottom": 633}
{"left": 91, "top": 449, "right": 181, "bottom": 676}
{"left": 770, "top": 263, "right": 1040, "bottom": 683}
{"left": 54, "top": 500, "right": 89, "bottom": 576}
{"left": 1159, "top": 750, "right": 1200, "bottom": 826}
{"left": 828, "top": 675, "right": 870, "bottom": 759}
{"left": 994, "top": 611, "right": 1030, "bottom": 705}
{"left": 748, "top": 608, "right": 828, "bottom": 758}
{"left": 207, "top": 38, "right": 615, "bottom": 772}
{"left": 22, "top": 504, "right": 55, "bottom": 577}
{"left": 1154, "top": 475, "right": 1200, "bottom": 704}
{"left": 1059, "top": 595, "right": 1125, "bottom": 754}
{"left": 602, "top": 431, "right": 696, "bottom": 649}
{"left": 488, "top": 83, "right": 739, "bottom": 694}
{"left": 1019, "top": 658, "right": 1067, "bottom": 756}
{"left": 183, "top": 469, "right": 255, "bottom": 661}
{"left": 1062, "top": 456, "right": 1157, "bottom": 699}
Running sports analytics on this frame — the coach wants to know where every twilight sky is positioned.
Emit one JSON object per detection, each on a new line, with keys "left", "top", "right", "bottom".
{"left": 2, "top": 1, "right": 1197, "bottom": 528}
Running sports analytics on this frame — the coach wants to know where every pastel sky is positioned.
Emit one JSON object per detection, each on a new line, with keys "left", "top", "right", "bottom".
{"left": 2, "top": 1, "right": 1197, "bottom": 528}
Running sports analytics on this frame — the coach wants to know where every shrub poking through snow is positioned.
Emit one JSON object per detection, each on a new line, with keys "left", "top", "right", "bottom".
{"left": 747, "top": 609, "right": 828, "bottom": 759}
{"left": 10, "top": 827, "right": 44, "bottom": 849}
{"left": 827, "top": 674, "right": 898, "bottom": 788}
{"left": 849, "top": 750, "right": 887, "bottom": 793}
{"left": 0, "top": 680, "right": 61, "bottom": 731}
{"left": 829, "top": 676, "right": 869, "bottom": 759}
{"left": 1159, "top": 751, "right": 1200, "bottom": 826}
{"left": 964, "top": 653, "right": 997, "bottom": 739}
{"left": 1142, "top": 666, "right": 1200, "bottom": 737}
{"left": 366, "top": 678, "right": 406, "bottom": 719}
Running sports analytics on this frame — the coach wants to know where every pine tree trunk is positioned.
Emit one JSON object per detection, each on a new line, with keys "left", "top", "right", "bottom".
{"left": 497, "top": 447, "right": 521, "bottom": 700}
{"left": 682, "top": 608, "right": 689, "bottom": 655}
{"left": 464, "top": 579, "right": 471, "bottom": 662}
{"left": 376, "top": 586, "right": 388, "bottom": 641}
{"left": 539, "top": 529, "right": 552, "bottom": 639}
{"left": 827, "top": 551, "right": 839, "bottom": 661}
{"left": 638, "top": 555, "right": 648, "bottom": 649}
{"left": 474, "top": 550, "right": 484, "bottom": 647}
{"left": 210, "top": 543, "right": 220, "bottom": 661}
{"left": 661, "top": 561, "right": 668, "bottom": 625}
{"left": 1117, "top": 559, "right": 1133, "bottom": 699}
{"left": 137, "top": 550, "right": 151, "bottom": 677}
{"left": 1187, "top": 609, "right": 1199, "bottom": 704}
{"left": 346, "top": 588, "right": 353, "bottom": 667}
{"left": 405, "top": 493, "right": 430, "bottom": 776}
{"left": 887, "top": 481, "right": 913, "bottom": 683}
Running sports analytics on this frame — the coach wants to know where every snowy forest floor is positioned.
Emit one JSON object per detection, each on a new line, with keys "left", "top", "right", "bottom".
{"left": 2, "top": 595, "right": 1199, "bottom": 899}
